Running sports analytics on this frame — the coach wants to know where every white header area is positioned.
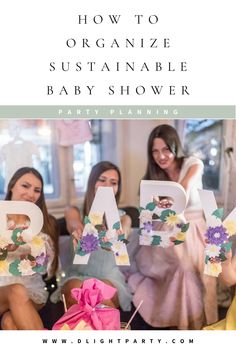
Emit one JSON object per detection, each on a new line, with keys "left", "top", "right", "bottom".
{"left": 0, "top": 0, "right": 235, "bottom": 105}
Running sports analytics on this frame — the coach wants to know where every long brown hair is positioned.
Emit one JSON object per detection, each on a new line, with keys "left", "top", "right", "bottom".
{"left": 5, "top": 167, "right": 59, "bottom": 276}
{"left": 143, "top": 124, "right": 186, "bottom": 181}
{"left": 83, "top": 161, "right": 122, "bottom": 216}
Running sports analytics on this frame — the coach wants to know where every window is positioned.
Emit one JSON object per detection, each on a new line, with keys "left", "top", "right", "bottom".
{"left": 72, "top": 120, "right": 117, "bottom": 195}
{"left": 0, "top": 120, "right": 59, "bottom": 198}
{"left": 176, "top": 119, "right": 223, "bottom": 191}
{"left": 72, "top": 121, "right": 102, "bottom": 194}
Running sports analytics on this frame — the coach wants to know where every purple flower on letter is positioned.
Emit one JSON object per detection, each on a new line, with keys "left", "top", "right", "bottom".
{"left": 143, "top": 221, "right": 153, "bottom": 233}
{"left": 205, "top": 225, "right": 228, "bottom": 245}
{"left": 35, "top": 253, "right": 47, "bottom": 266}
{"left": 80, "top": 234, "right": 99, "bottom": 253}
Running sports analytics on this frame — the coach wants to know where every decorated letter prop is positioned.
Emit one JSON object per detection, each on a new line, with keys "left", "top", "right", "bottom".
{"left": 199, "top": 189, "right": 236, "bottom": 277}
{"left": 139, "top": 180, "right": 189, "bottom": 247}
{"left": 0, "top": 201, "right": 46, "bottom": 276}
{"left": 73, "top": 187, "right": 130, "bottom": 266}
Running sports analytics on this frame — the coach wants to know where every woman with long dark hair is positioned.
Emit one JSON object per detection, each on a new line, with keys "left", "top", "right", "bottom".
{"left": 61, "top": 161, "right": 132, "bottom": 311}
{"left": 0, "top": 167, "right": 59, "bottom": 329}
{"left": 128, "top": 124, "right": 218, "bottom": 329}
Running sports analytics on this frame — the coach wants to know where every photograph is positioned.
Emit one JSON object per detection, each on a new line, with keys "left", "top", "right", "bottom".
{"left": 0, "top": 118, "right": 236, "bottom": 335}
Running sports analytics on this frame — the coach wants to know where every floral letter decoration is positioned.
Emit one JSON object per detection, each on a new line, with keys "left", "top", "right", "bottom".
{"left": 75, "top": 212, "right": 129, "bottom": 265}
{"left": 138, "top": 203, "right": 189, "bottom": 247}
{"left": 0, "top": 201, "right": 46, "bottom": 276}
{"left": 139, "top": 180, "right": 188, "bottom": 247}
{"left": 204, "top": 208, "right": 234, "bottom": 277}
{"left": 198, "top": 189, "right": 236, "bottom": 277}
{"left": 73, "top": 187, "right": 130, "bottom": 266}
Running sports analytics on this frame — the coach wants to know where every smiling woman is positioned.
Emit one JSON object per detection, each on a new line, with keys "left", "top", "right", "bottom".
{"left": 128, "top": 124, "right": 218, "bottom": 330}
{"left": 57, "top": 161, "right": 132, "bottom": 312}
{"left": 9, "top": 173, "right": 42, "bottom": 204}
{"left": 0, "top": 167, "right": 59, "bottom": 330}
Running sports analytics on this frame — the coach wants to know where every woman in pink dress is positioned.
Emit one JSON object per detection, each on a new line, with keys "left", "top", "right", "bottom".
{"left": 128, "top": 124, "right": 218, "bottom": 329}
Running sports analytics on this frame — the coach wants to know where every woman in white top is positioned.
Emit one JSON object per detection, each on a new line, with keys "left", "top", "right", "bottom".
{"left": 0, "top": 167, "right": 58, "bottom": 330}
{"left": 128, "top": 124, "right": 218, "bottom": 329}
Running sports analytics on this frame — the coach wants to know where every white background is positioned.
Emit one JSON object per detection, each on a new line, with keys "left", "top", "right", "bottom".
{"left": 1, "top": 329, "right": 236, "bottom": 353}
{"left": 0, "top": 0, "right": 235, "bottom": 105}
{"left": 0, "top": 0, "right": 235, "bottom": 351}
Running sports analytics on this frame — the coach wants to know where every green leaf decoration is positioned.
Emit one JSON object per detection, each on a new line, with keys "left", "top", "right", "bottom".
{"left": 118, "top": 234, "right": 125, "bottom": 241}
{"left": 9, "top": 259, "right": 22, "bottom": 276}
{"left": 173, "top": 240, "right": 184, "bottom": 245}
{"left": 32, "top": 265, "right": 46, "bottom": 273}
{"left": 181, "top": 223, "right": 190, "bottom": 233}
{"left": 77, "top": 248, "right": 88, "bottom": 256}
{"left": 84, "top": 216, "right": 90, "bottom": 224}
{"left": 212, "top": 208, "right": 224, "bottom": 220}
{"left": 76, "top": 240, "right": 81, "bottom": 252}
{"left": 11, "top": 228, "right": 26, "bottom": 246}
{"left": 205, "top": 255, "right": 210, "bottom": 264}
{"left": 219, "top": 253, "right": 227, "bottom": 262}
{"left": 159, "top": 209, "right": 176, "bottom": 222}
{"left": 0, "top": 248, "right": 8, "bottom": 261}
{"left": 113, "top": 221, "right": 121, "bottom": 230}
{"left": 221, "top": 241, "right": 232, "bottom": 253}
{"left": 100, "top": 241, "right": 113, "bottom": 249}
{"left": 146, "top": 202, "right": 156, "bottom": 211}
{"left": 138, "top": 207, "right": 145, "bottom": 213}
{"left": 151, "top": 235, "right": 161, "bottom": 245}
{"left": 98, "top": 230, "right": 106, "bottom": 238}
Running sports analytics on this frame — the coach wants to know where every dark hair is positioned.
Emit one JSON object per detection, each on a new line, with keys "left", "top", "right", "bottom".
{"left": 83, "top": 161, "right": 121, "bottom": 216}
{"left": 143, "top": 124, "right": 186, "bottom": 181}
{"left": 5, "top": 167, "right": 59, "bottom": 276}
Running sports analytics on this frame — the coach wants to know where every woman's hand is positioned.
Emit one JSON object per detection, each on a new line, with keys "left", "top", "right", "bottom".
{"left": 220, "top": 250, "right": 236, "bottom": 287}
{"left": 65, "top": 206, "right": 83, "bottom": 235}
{"left": 71, "top": 224, "right": 84, "bottom": 250}
{"left": 65, "top": 205, "right": 84, "bottom": 250}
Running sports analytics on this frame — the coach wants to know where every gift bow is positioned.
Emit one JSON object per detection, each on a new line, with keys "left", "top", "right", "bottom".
{"left": 71, "top": 278, "right": 116, "bottom": 305}
{"left": 52, "top": 278, "right": 118, "bottom": 330}
{"left": 70, "top": 278, "right": 117, "bottom": 329}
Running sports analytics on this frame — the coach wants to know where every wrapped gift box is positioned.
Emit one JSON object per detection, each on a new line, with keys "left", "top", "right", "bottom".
{"left": 53, "top": 278, "right": 120, "bottom": 330}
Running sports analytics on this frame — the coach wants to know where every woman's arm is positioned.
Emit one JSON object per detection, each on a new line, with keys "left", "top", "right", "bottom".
{"left": 220, "top": 251, "right": 236, "bottom": 287}
{"left": 179, "top": 163, "right": 202, "bottom": 193}
{"left": 64, "top": 206, "right": 83, "bottom": 236}
{"left": 64, "top": 206, "right": 84, "bottom": 250}
{"left": 120, "top": 214, "right": 132, "bottom": 238}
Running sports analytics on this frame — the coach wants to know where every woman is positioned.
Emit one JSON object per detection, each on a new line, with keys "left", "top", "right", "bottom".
{"left": 61, "top": 161, "right": 132, "bottom": 311}
{"left": 0, "top": 167, "right": 59, "bottom": 330}
{"left": 128, "top": 124, "right": 218, "bottom": 329}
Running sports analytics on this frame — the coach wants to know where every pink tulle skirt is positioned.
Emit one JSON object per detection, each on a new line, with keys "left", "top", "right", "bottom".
{"left": 128, "top": 211, "right": 218, "bottom": 329}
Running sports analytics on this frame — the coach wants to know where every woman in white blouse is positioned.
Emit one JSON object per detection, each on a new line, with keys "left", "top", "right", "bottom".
{"left": 129, "top": 124, "right": 218, "bottom": 329}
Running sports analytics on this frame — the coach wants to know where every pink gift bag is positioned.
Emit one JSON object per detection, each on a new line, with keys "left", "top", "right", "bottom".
{"left": 52, "top": 278, "right": 120, "bottom": 330}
